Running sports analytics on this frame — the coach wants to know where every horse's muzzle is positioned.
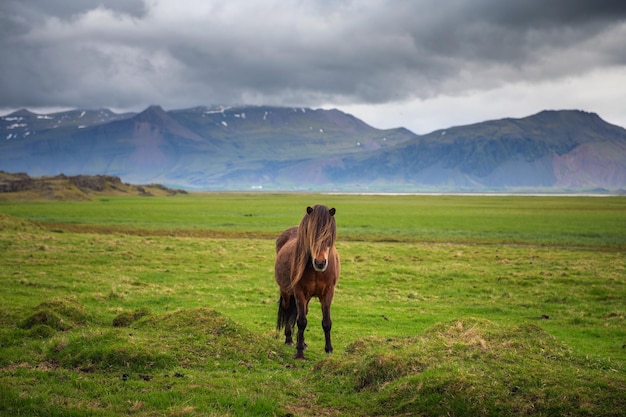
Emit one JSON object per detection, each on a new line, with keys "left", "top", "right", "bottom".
{"left": 313, "top": 258, "right": 328, "bottom": 272}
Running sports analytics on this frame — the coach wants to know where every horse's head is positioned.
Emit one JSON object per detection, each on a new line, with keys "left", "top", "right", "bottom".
{"left": 300, "top": 205, "right": 336, "bottom": 272}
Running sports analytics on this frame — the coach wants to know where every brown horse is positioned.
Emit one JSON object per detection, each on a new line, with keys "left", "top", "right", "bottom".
{"left": 275, "top": 205, "right": 340, "bottom": 359}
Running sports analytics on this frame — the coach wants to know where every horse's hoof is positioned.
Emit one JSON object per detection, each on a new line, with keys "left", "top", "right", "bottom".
{"left": 294, "top": 355, "right": 307, "bottom": 361}
{"left": 284, "top": 341, "right": 294, "bottom": 346}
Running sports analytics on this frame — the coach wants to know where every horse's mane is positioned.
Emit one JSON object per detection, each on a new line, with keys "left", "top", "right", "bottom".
{"left": 290, "top": 205, "right": 336, "bottom": 288}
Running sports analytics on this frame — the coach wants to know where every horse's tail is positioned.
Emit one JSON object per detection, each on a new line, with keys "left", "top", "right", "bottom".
{"left": 276, "top": 294, "right": 296, "bottom": 331}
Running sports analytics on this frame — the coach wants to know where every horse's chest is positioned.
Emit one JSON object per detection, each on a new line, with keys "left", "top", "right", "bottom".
{"left": 303, "top": 268, "right": 335, "bottom": 297}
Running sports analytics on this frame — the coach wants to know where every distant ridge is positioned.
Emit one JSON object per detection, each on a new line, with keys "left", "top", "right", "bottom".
{"left": 1, "top": 106, "right": 625, "bottom": 192}
{"left": 326, "top": 110, "right": 626, "bottom": 191}
{"left": 0, "top": 171, "right": 187, "bottom": 201}
{"left": 7, "top": 109, "right": 38, "bottom": 118}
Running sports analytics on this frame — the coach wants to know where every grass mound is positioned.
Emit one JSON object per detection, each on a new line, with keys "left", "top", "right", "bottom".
{"left": 19, "top": 310, "right": 71, "bottom": 332}
{"left": 146, "top": 307, "right": 242, "bottom": 336}
{"left": 20, "top": 297, "right": 90, "bottom": 332}
{"left": 112, "top": 307, "right": 151, "bottom": 327}
{"left": 0, "top": 213, "right": 43, "bottom": 232}
{"left": 46, "top": 330, "right": 176, "bottom": 373}
{"left": 41, "top": 308, "right": 281, "bottom": 374}
{"left": 313, "top": 318, "right": 626, "bottom": 416}
{"left": 17, "top": 307, "right": 281, "bottom": 376}
{"left": 138, "top": 308, "right": 282, "bottom": 368}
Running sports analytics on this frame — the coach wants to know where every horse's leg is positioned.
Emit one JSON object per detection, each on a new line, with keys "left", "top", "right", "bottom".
{"left": 283, "top": 297, "right": 294, "bottom": 346}
{"left": 284, "top": 319, "right": 295, "bottom": 346}
{"left": 294, "top": 291, "right": 309, "bottom": 360}
{"left": 278, "top": 291, "right": 296, "bottom": 345}
{"left": 321, "top": 289, "right": 334, "bottom": 354}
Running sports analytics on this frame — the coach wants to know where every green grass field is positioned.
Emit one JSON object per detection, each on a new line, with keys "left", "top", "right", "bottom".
{"left": 0, "top": 193, "right": 625, "bottom": 416}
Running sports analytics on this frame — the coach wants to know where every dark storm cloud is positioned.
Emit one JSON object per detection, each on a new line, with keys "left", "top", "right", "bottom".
{"left": 1, "top": 0, "right": 625, "bottom": 111}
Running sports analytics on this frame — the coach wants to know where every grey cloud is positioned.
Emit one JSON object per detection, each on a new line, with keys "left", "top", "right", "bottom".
{"left": 1, "top": 0, "right": 625, "bottom": 111}
{"left": 478, "top": 0, "right": 626, "bottom": 27}
{"left": 1, "top": 0, "right": 146, "bottom": 21}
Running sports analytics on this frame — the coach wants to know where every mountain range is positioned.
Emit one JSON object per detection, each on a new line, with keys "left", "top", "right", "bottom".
{"left": 2, "top": 105, "right": 625, "bottom": 192}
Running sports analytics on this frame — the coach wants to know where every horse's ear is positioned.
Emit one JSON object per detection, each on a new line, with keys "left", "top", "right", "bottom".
{"left": 307, "top": 206, "right": 313, "bottom": 215}
{"left": 329, "top": 208, "right": 336, "bottom": 216}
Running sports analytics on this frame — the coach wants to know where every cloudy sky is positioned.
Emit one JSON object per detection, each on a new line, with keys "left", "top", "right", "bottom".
{"left": 1, "top": 0, "right": 625, "bottom": 133}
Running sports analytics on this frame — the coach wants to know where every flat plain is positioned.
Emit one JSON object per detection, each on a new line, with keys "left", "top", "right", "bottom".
{"left": 0, "top": 193, "right": 624, "bottom": 416}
